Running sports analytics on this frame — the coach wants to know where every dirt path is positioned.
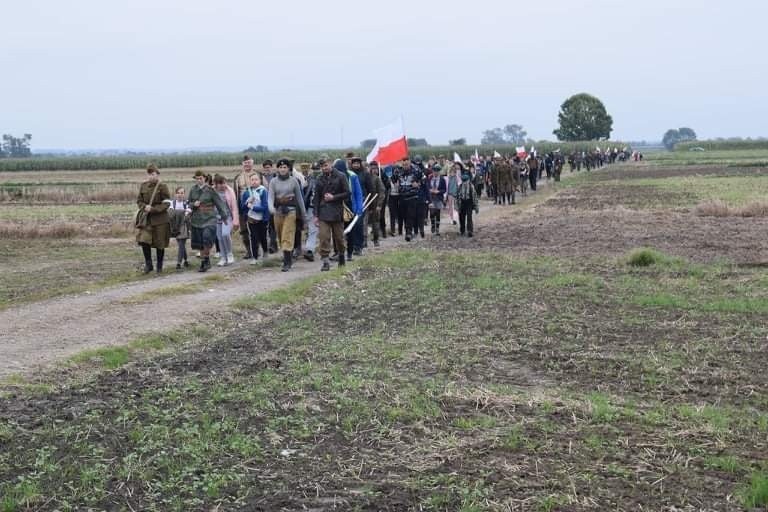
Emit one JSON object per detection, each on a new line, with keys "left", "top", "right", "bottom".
{"left": 0, "top": 179, "right": 559, "bottom": 378}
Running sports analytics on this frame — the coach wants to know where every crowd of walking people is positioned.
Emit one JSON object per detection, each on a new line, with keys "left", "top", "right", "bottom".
{"left": 135, "top": 147, "right": 630, "bottom": 274}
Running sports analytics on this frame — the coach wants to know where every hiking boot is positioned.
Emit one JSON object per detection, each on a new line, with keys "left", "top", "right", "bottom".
{"left": 183, "top": 260, "right": 190, "bottom": 268}
{"left": 338, "top": 253, "right": 345, "bottom": 267}
{"left": 353, "top": 249, "right": 362, "bottom": 257}
{"left": 199, "top": 258, "right": 210, "bottom": 272}
{"left": 281, "top": 251, "right": 291, "bottom": 272}
{"left": 143, "top": 263, "right": 154, "bottom": 274}
{"left": 304, "top": 251, "right": 315, "bottom": 262}
{"left": 176, "top": 263, "right": 182, "bottom": 271}
{"left": 321, "top": 258, "right": 330, "bottom": 272}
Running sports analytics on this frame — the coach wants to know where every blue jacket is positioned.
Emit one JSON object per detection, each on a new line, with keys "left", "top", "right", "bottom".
{"left": 332, "top": 159, "right": 363, "bottom": 215}
{"left": 240, "top": 186, "right": 270, "bottom": 223}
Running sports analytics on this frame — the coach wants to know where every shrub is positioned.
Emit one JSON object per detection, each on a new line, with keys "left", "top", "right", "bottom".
{"left": 626, "top": 248, "right": 676, "bottom": 267}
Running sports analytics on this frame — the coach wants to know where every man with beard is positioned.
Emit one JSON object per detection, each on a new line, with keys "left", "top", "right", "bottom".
{"left": 314, "top": 158, "right": 350, "bottom": 271}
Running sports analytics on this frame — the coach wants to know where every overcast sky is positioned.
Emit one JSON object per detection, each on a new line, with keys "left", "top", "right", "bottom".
{"left": 2, "top": 0, "right": 766, "bottom": 150}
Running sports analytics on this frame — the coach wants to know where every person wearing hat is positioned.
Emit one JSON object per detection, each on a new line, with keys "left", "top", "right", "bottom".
{"left": 268, "top": 158, "right": 307, "bottom": 272}
{"left": 332, "top": 158, "right": 363, "bottom": 261}
{"left": 188, "top": 169, "right": 231, "bottom": 272}
{"left": 366, "top": 161, "right": 386, "bottom": 247}
{"left": 135, "top": 163, "right": 171, "bottom": 273}
{"left": 349, "top": 157, "right": 372, "bottom": 254}
{"left": 293, "top": 163, "right": 312, "bottom": 259}
{"left": 233, "top": 155, "right": 258, "bottom": 259}
{"left": 457, "top": 165, "right": 479, "bottom": 237}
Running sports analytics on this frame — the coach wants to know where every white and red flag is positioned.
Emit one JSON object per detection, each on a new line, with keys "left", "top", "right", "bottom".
{"left": 366, "top": 117, "right": 409, "bottom": 165}
{"left": 516, "top": 146, "right": 527, "bottom": 158}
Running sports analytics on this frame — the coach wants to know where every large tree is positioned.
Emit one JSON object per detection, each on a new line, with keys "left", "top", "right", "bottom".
{"left": 481, "top": 124, "right": 527, "bottom": 145}
{"left": 553, "top": 94, "right": 613, "bottom": 141}
{"left": 502, "top": 124, "right": 527, "bottom": 145}
{"left": 448, "top": 138, "right": 467, "bottom": 146}
{"left": 1, "top": 134, "right": 32, "bottom": 158}
{"left": 662, "top": 127, "right": 697, "bottom": 150}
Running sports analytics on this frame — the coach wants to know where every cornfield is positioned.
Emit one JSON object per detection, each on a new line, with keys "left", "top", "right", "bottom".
{"left": 0, "top": 141, "right": 630, "bottom": 172}
{"left": 675, "top": 140, "right": 768, "bottom": 152}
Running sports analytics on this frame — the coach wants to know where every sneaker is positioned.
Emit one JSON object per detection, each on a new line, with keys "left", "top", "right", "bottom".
{"left": 214, "top": 252, "right": 221, "bottom": 259}
{"left": 227, "top": 255, "right": 235, "bottom": 265}
{"left": 250, "top": 258, "right": 259, "bottom": 265}
{"left": 217, "top": 259, "right": 227, "bottom": 267}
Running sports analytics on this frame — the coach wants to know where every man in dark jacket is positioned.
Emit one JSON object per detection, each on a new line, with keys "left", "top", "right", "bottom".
{"left": 314, "top": 158, "right": 351, "bottom": 271}
{"left": 350, "top": 157, "right": 371, "bottom": 254}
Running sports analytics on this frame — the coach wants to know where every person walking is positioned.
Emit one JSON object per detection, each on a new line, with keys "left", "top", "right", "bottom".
{"left": 313, "top": 158, "right": 350, "bottom": 271}
{"left": 268, "top": 158, "right": 307, "bottom": 272}
{"left": 136, "top": 163, "right": 171, "bottom": 274}
{"left": 168, "top": 186, "right": 191, "bottom": 270}
{"left": 189, "top": 170, "right": 230, "bottom": 272}
{"left": 240, "top": 173, "right": 270, "bottom": 264}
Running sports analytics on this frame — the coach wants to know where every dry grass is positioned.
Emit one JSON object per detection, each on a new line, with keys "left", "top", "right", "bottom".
{"left": 0, "top": 220, "right": 134, "bottom": 239}
{"left": 694, "top": 199, "right": 768, "bottom": 217}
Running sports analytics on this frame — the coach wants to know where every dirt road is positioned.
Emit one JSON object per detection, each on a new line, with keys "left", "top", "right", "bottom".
{"left": 0, "top": 184, "right": 554, "bottom": 378}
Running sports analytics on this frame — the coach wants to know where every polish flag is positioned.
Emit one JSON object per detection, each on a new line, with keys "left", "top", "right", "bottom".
{"left": 516, "top": 146, "right": 527, "bottom": 158}
{"left": 366, "top": 117, "right": 409, "bottom": 165}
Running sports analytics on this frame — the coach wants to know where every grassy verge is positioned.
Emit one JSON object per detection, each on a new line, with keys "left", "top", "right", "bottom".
{"left": 1, "top": 248, "right": 767, "bottom": 510}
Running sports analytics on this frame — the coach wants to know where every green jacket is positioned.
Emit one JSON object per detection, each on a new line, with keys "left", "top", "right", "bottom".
{"left": 188, "top": 184, "right": 230, "bottom": 228}
{"left": 136, "top": 181, "right": 170, "bottom": 227}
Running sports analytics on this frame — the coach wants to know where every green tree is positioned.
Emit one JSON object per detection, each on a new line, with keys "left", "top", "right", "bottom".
{"left": 553, "top": 94, "right": 613, "bottom": 141}
{"left": 503, "top": 124, "right": 527, "bottom": 145}
{"left": 481, "top": 128, "right": 505, "bottom": 145}
{"left": 677, "top": 127, "right": 697, "bottom": 142}
{"left": 1, "top": 134, "right": 32, "bottom": 158}
{"left": 360, "top": 139, "right": 377, "bottom": 150}
{"left": 662, "top": 129, "right": 680, "bottom": 150}
{"left": 449, "top": 138, "right": 466, "bottom": 146}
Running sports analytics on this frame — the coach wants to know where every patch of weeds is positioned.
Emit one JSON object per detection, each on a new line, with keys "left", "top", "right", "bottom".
{"left": 739, "top": 472, "right": 768, "bottom": 509}
{"left": 69, "top": 346, "right": 131, "bottom": 369}
{"left": 588, "top": 393, "right": 620, "bottom": 424}
{"left": 232, "top": 270, "right": 344, "bottom": 307}
{"left": 626, "top": 248, "right": 683, "bottom": 267}
{"left": 704, "top": 455, "right": 744, "bottom": 474}
{"left": 543, "top": 272, "right": 603, "bottom": 290}
{"left": 500, "top": 426, "right": 526, "bottom": 451}
{"left": 119, "top": 283, "right": 204, "bottom": 304}
{"left": 634, "top": 293, "right": 688, "bottom": 309}
{"left": 0, "top": 478, "right": 41, "bottom": 511}
{"left": 452, "top": 415, "right": 498, "bottom": 430}
{"left": 537, "top": 494, "right": 567, "bottom": 512}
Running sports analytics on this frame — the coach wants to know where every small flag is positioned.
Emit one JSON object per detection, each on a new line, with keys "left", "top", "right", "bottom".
{"left": 493, "top": 150, "right": 502, "bottom": 158}
{"left": 473, "top": 148, "right": 479, "bottom": 162}
{"left": 453, "top": 152, "right": 462, "bottom": 163}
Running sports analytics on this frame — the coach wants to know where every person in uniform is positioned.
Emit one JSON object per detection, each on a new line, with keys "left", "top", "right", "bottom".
{"left": 314, "top": 158, "right": 350, "bottom": 271}
{"left": 233, "top": 155, "right": 258, "bottom": 259}
{"left": 188, "top": 170, "right": 230, "bottom": 272}
{"left": 136, "top": 163, "right": 171, "bottom": 273}
{"left": 367, "top": 161, "right": 386, "bottom": 247}
{"left": 456, "top": 164, "right": 479, "bottom": 237}
{"left": 268, "top": 158, "right": 307, "bottom": 272}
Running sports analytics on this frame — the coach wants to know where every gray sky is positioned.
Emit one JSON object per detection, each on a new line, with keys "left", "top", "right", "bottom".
{"left": 3, "top": 0, "right": 767, "bottom": 150}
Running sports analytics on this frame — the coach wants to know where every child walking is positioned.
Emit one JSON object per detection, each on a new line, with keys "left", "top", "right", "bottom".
{"left": 213, "top": 175, "right": 239, "bottom": 266}
{"left": 169, "top": 186, "right": 192, "bottom": 270}
{"left": 240, "top": 173, "right": 270, "bottom": 264}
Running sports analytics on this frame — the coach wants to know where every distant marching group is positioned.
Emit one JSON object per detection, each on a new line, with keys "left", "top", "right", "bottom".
{"left": 135, "top": 147, "right": 633, "bottom": 274}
